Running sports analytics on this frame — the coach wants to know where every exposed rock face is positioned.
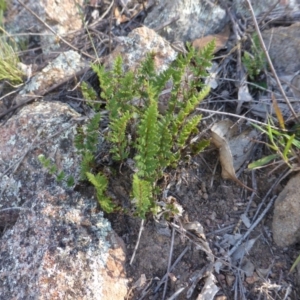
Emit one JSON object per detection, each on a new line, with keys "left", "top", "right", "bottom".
{"left": 262, "top": 22, "right": 300, "bottom": 75}
{"left": 144, "top": 0, "right": 227, "bottom": 43}
{"left": 105, "top": 26, "right": 178, "bottom": 73}
{"left": 272, "top": 172, "right": 300, "bottom": 247}
{"left": 6, "top": 0, "right": 83, "bottom": 33}
{"left": 233, "top": 0, "right": 300, "bottom": 18}
{"left": 5, "top": 0, "right": 84, "bottom": 53}
{"left": 0, "top": 101, "right": 127, "bottom": 299}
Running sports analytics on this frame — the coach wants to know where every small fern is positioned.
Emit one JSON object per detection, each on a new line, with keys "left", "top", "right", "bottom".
{"left": 242, "top": 33, "right": 267, "bottom": 80}
{"left": 107, "top": 110, "right": 132, "bottom": 161}
{"left": 86, "top": 172, "right": 115, "bottom": 213}
{"left": 38, "top": 154, "right": 75, "bottom": 187}
{"left": 134, "top": 96, "right": 160, "bottom": 180}
{"left": 132, "top": 174, "right": 153, "bottom": 219}
{"left": 38, "top": 41, "right": 215, "bottom": 218}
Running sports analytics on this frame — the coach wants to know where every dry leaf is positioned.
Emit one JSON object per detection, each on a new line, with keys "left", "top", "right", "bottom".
{"left": 211, "top": 120, "right": 256, "bottom": 192}
{"left": 232, "top": 237, "right": 259, "bottom": 262}
{"left": 196, "top": 273, "right": 219, "bottom": 300}
{"left": 114, "top": 6, "right": 130, "bottom": 25}
{"left": 272, "top": 93, "right": 285, "bottom": 129}
{"left": 192, "top": 25, "right": 230, "bottom": 53}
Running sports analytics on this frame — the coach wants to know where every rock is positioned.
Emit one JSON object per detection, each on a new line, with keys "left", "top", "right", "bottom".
{"left": 105, "top": 26, "right": 178, "bottom": 73}
{"left": 233, "top": 0, "right": 300, "bottom": 18}
{"left": 262, "top": 23, "right": 300, "bottom": 75}
{"left": 0, "top": 101, "right": 128, "bottom": 299}
{"left": 14, "top": 50, "right": 88, "bottom": 107}
{"left": 5, "top": 0, "right": 84, "bottom": 53}
{"left": 144, "top": 0, "right": 227, "bottom": 43}
{"left": 272, "top": 172, "right": 300, "bottom": 247}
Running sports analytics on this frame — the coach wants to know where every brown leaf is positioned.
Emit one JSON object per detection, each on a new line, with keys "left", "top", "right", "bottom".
{"left": 211, "top": 120, "right": 256, "bottom": 192}
{"left": 271, "top": 93, "right": 285, "bottom": 130}
{"left": 192, "top": 25, "right": 230, "bottom": 53}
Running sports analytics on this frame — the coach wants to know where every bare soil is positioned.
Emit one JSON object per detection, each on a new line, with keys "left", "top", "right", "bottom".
{"left": 107, "top": 147, "right": 300, "bottom": 299}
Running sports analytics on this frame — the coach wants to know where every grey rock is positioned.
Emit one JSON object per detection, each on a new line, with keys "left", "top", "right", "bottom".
{"left": 272, "top": 172, "right": 300, "bottom": 247}
{"left": 0, "top": 101, "right": 128, "bottom": 299}
{"left": 262, "top": 22, "right": 300, "bottom": 75}
{"left": 5, "top": 0, "right": 84, "bottom": 53}
{"left": 144, "top": 0, "right": 227, "bottom": 43}
{"left": 14, "top": 50, "right": 88, "bottom": 107}
{"left": 233, "top": 0, "right": 300, "bottom": 18}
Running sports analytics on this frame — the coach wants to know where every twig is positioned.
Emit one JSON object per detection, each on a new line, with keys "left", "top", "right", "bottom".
{"left": 244, "top": 170, "right": 257, "bottom": 216}
{"left": 89, "top": 0, "right": 115, "bottom": 28}
{"left": 227, "top": 195, "right": 276, "bottom": 257}
{"left": 162, "top": 226, "right": 175, "bottom": 300}
{"left": 154, "top": 246, "right": 189, "bottom": 294}
{"left": 130, "top": 218, "right": 145, "bottom": 265}
{"left": 153, "top": 16, "right": 180, "bottom": 32}
{"left": 0, "top": 207, "right": 32, "bottom": 212}
{"left": 165, "top": 287, "right": 185, "bottom": 300}
{"left": 245, "top": 0, "right": 298, "bottom": 120}
{"left": 196, "top": 107, "right": 280, "bottom": 129}
{"left": 16, "top": 0, "right": 95, "bottom": 60}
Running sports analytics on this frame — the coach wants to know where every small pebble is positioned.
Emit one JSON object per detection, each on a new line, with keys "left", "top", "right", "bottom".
{"left": 225, "top": 274, "right": 235, "bottom": 287}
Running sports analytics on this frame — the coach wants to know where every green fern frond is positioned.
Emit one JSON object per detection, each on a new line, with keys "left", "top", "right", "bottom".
{"left": 112, "top": 55, "right": 123, "bottom": 78}
{"left": 177, "top": 115, "right": 202, "bottom": 148}
{"left": 81, "top": 81, "right": 99, "bottom": 110}
{"left": 135, "top": 97, "right": 160, "bottom": 179}
{"left": 80, "top": 151, "right": 95, "bottom": 180}
{"left": 192, "top": 39, "right": 215, "bottom": 70}
{"left": 132, "top": 174, "right": 152, "bottom": 219}
{"left": 85, "top": 112, "right": 101, "bottom": 152}
{"left": 108, "top": 111, "right": 132, "bottom": 161}
{"left": 157, "top": 117, "right": 176, "bottom": 168}
{"left": 86, "top": 172, "right": 115, "bottom": 213}
{"left": 86, "top": 171, "right": 108, "bottom": 189}
{"left": 74, "top": 126, "right": 85, "bottom": 150}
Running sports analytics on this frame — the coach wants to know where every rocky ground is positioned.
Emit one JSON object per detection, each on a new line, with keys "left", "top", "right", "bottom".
{"left": 1, "top": 0, "right": 300, "bottom": 299}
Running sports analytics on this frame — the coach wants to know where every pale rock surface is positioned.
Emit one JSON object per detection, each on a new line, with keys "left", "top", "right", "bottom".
{"left": 5, "top": 0, "right": 84, "bottom": 53}
{"left": 105, "top": 26, "right": 178, "bottom": 73}
{"left": 144, "top": 0, "right": 227, "bottom": 43}
{"left": 0, "top": 101, "right": 127, "bottom": 299}
{"left": 14, "top": 50, "right": 88, "bottom": 107}
{"left": 272, "top": 172, "right": 300, "bottom": 247}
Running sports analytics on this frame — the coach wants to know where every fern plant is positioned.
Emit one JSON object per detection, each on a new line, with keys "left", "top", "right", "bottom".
{"left": 86, "top": 42, "right": 214, "bottom": 218}
{"left": 242, "top": 33, "right": 267, "bottom": 80}
{"left": 39, "top": 42, "right": 214, "bottom": 218}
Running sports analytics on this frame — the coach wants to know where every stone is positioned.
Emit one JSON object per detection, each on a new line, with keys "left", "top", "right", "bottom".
{"left": 105, "top": 26, "right": 178, "bottom": 73}
{"left": 5, "top": 0, "right": 84, "bottom": 53}
{"left": 233, "top": 0, "right": 300, "bottom": 18}
{"left": 272, "top": 172, "right": 300, "bottom": 247}
{"left": 0, "top": 101, "right": 128, "bottom": 299}
{"left": 13, "top": 50, "right": 88, "bottom": 107}
{"left": 144, "top": 0, "right": 227, "bottom": 43}
{"left": 262, "top": 23, "right": 300, "bottom": 75}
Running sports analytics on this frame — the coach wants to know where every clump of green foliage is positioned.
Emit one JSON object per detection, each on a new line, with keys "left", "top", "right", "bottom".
{"left": 242, "top": 33, "right": 267, "bottom": 81}
{"left": 40, "top": 42, "right": 214, "bottom": 218}
{"left": 38, "top": 154, "right": 75, "bottom": 187}
{"left": 0, "top": 1, "right": 25, "bottom": 85}
{"left": 248, "top": 118, "right": 300, "bottom": 171}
